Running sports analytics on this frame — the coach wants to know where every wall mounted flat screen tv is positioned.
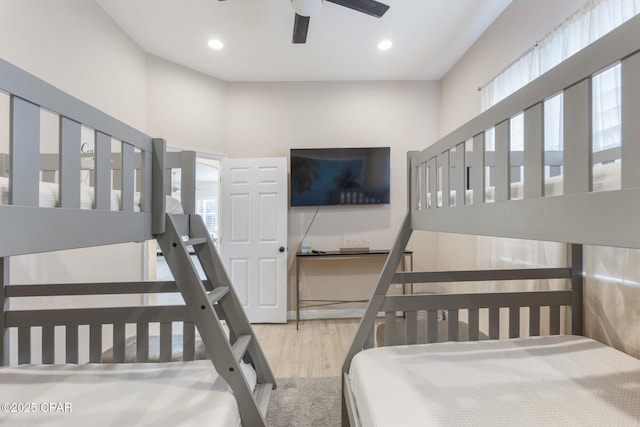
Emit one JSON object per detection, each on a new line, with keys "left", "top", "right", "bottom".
{"left": 290, "top": 147, "right": 390, "bottom": 207}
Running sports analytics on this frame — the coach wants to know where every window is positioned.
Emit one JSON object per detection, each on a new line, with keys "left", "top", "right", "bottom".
{"left": 481, "top": 0, "right": 640, "bottom": 111}
{"left": 196, "top": 198, "right": 218, "bottom": 242}
{"left": 168, "top": 156, "right": 221, "bottom": 245}
{"left": 480, "top": 0, "right": 639, "bottom": 194}
{"left": 194, "top": 159, "right": 220, "bottom": 245}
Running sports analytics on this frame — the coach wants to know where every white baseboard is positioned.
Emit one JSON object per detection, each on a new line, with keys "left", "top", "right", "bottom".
{"left": 288, "top": 309, "right": 367, "bottom": 321}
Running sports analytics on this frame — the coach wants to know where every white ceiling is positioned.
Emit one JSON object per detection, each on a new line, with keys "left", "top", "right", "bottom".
{"left": 95, "top": 0, "right": 512, "bottom": 82}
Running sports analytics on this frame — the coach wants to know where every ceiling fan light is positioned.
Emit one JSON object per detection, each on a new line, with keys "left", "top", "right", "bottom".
{"left": 208, "top": 39, "right": 224, "bottom": 50}
{"left": 291, "top": 0, "right": 323, "bottom": 17}
{"left": 377, "top": 40, "right": 392, "bottom": 51}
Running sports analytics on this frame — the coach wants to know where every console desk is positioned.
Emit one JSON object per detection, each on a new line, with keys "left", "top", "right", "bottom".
{"left": 295, "top": 250, "right": 413, "bottom": 329}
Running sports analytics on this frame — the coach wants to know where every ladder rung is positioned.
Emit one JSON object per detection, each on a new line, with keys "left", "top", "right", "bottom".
{"left": 231, "top": 334, "right": 252, "bottom": 361}
{"left": 254, "top": 383, "right": 273, "bottom": 416}
{"left": 183, "top": 237, "right": 207, "bottom": 247}
{"left": 207, "top": 287, "right": 230, "bottom": 305}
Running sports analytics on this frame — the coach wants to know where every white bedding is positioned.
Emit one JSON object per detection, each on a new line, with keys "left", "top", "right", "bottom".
{"left": 427, "top": 161, "right": 620, "bottom": 207}
{"left": 0, "top": 176, "right": 183, "bottom": 214}
{"left": 0, "top": 360, "right": 256, "bottom": 426}
{"left": 101, "top": 334, "right": 208, "bottom": 363}
{"left": 349, "top": 335, "right": 640, "bottom": 426}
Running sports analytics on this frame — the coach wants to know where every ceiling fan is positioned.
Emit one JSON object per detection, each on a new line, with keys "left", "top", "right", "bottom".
{"left": 219, "top": 0, "right": 390, "bottom": 44}
{"left": 291, "top": 0, "right": 390, "bottom": 44}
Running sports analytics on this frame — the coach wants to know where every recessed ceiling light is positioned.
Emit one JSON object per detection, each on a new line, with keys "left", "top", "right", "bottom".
{"left": 377, "top": 40, "right": 392, "bottom": 51}
{"left": 208, "top": 39, "right": 224, "bottom": 50}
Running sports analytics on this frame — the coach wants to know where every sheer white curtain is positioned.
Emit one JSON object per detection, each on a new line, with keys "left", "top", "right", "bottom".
{"left": 481, "top": 0, "right": 640, "bottom": 189}
{"left": 481, "top": 0, "right": 640, "bottom": 112}
{"left": 480, "top": 51, "right": 539, "bottom": 111}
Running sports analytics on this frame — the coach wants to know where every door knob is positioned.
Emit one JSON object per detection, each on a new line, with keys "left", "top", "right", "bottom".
{"left": 279, "top": 246, "right": 285, "bottom": 253}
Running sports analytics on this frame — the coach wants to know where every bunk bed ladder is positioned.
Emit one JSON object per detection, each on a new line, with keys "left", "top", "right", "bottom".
{"left": 156, "top": 213, "right": 275, "bottom": 427}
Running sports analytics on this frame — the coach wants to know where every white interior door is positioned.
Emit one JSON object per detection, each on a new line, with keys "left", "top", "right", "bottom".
{"left": 221, "top": 157, "right": 288, "bottom": 323}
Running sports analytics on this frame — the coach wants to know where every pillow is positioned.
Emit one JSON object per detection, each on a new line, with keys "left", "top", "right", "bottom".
{"left": 101, "top": 334, "right": 207, "bottom": 363}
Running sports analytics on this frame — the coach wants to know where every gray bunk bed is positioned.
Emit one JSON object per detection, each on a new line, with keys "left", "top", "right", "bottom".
{"left": 0, "top": 58, "right": 274, "bottom": 426}
{"left": 343, "top": 13, "right": 640, "bottom": 427}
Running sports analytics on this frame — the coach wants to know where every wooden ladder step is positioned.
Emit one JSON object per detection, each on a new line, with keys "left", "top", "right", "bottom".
{"left": 182, "top": 237, "right": 207, "bottom": 247}
{"left": 254, "top": 383, "right": 273, "bottom": 416}
{"left": 207, "top": 287, "right": 230, "bottom": 305}
{"left": 231, "top": 334, "right": 252, "bottom": 361}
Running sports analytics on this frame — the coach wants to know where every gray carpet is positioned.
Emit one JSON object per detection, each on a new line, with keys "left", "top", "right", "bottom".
{"left": 266, "top": 376, "right": 341, "bottom": 427}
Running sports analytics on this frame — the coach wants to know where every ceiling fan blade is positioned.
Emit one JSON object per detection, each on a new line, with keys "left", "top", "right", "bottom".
{"left": 293, "top": 13, "right": 310, "bottom": 44}
{"left": 326, "top": 0, "right": 389, "bottom": 18}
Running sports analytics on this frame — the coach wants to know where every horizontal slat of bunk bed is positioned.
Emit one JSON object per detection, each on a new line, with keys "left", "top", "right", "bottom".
{"left": 0, "top": 207, "right": 151, "bottom": 256}
{"left": 392, "top": 267, "right": 571, "bottom": 283}
{"left": 412, "top": 189, "right": 640, "bottom": 248}
{"left": 4, "top": 281, "right": 200, "bottom": 297}
{"left": 6, "top": 306, "right": 189, "bottom": 327}
{"left": 3, "top": 278, "right": 209, "bottom": 365}
{"left": 380, "top": 291, "right": 571, "bottom": 312}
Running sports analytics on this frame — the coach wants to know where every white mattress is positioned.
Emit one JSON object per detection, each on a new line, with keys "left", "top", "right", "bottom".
{"left": 349, "top": 335, "right": 640, "bottom": 426}
{"left": 0, "top": 176, "right": 183, "bottom": 214}
{"left": 0, "top": 360, "right": 256, "bottom": 426}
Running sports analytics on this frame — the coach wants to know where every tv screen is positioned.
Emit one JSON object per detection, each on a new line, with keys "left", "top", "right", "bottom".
{"left": 290, "top": 147, "right": 390, "bottom": 207}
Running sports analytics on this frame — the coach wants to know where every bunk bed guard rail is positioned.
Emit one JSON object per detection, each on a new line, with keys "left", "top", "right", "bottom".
{"left": 409, "top": 13, "right": 640, "bottom": 250}
{"left": 0, "top": 58, "right": 187, "bottom": 256}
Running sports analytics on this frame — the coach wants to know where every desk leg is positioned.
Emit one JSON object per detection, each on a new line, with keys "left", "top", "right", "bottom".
{"left": 401, "top": 253, "right": 414, "bottom": 295}
{"left": 409, "top": 253, "right": 414, "bottom": 294}
{"left": 296, "top": 256, "right": 300, "bottom": 330}
{"left": 404, "top": 255, "right": 408, "bottom": 294}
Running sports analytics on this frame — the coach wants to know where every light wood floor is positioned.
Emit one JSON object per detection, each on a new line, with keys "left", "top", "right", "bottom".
{"left": 252, "top": 318, "right": 360, "bottom": 378}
